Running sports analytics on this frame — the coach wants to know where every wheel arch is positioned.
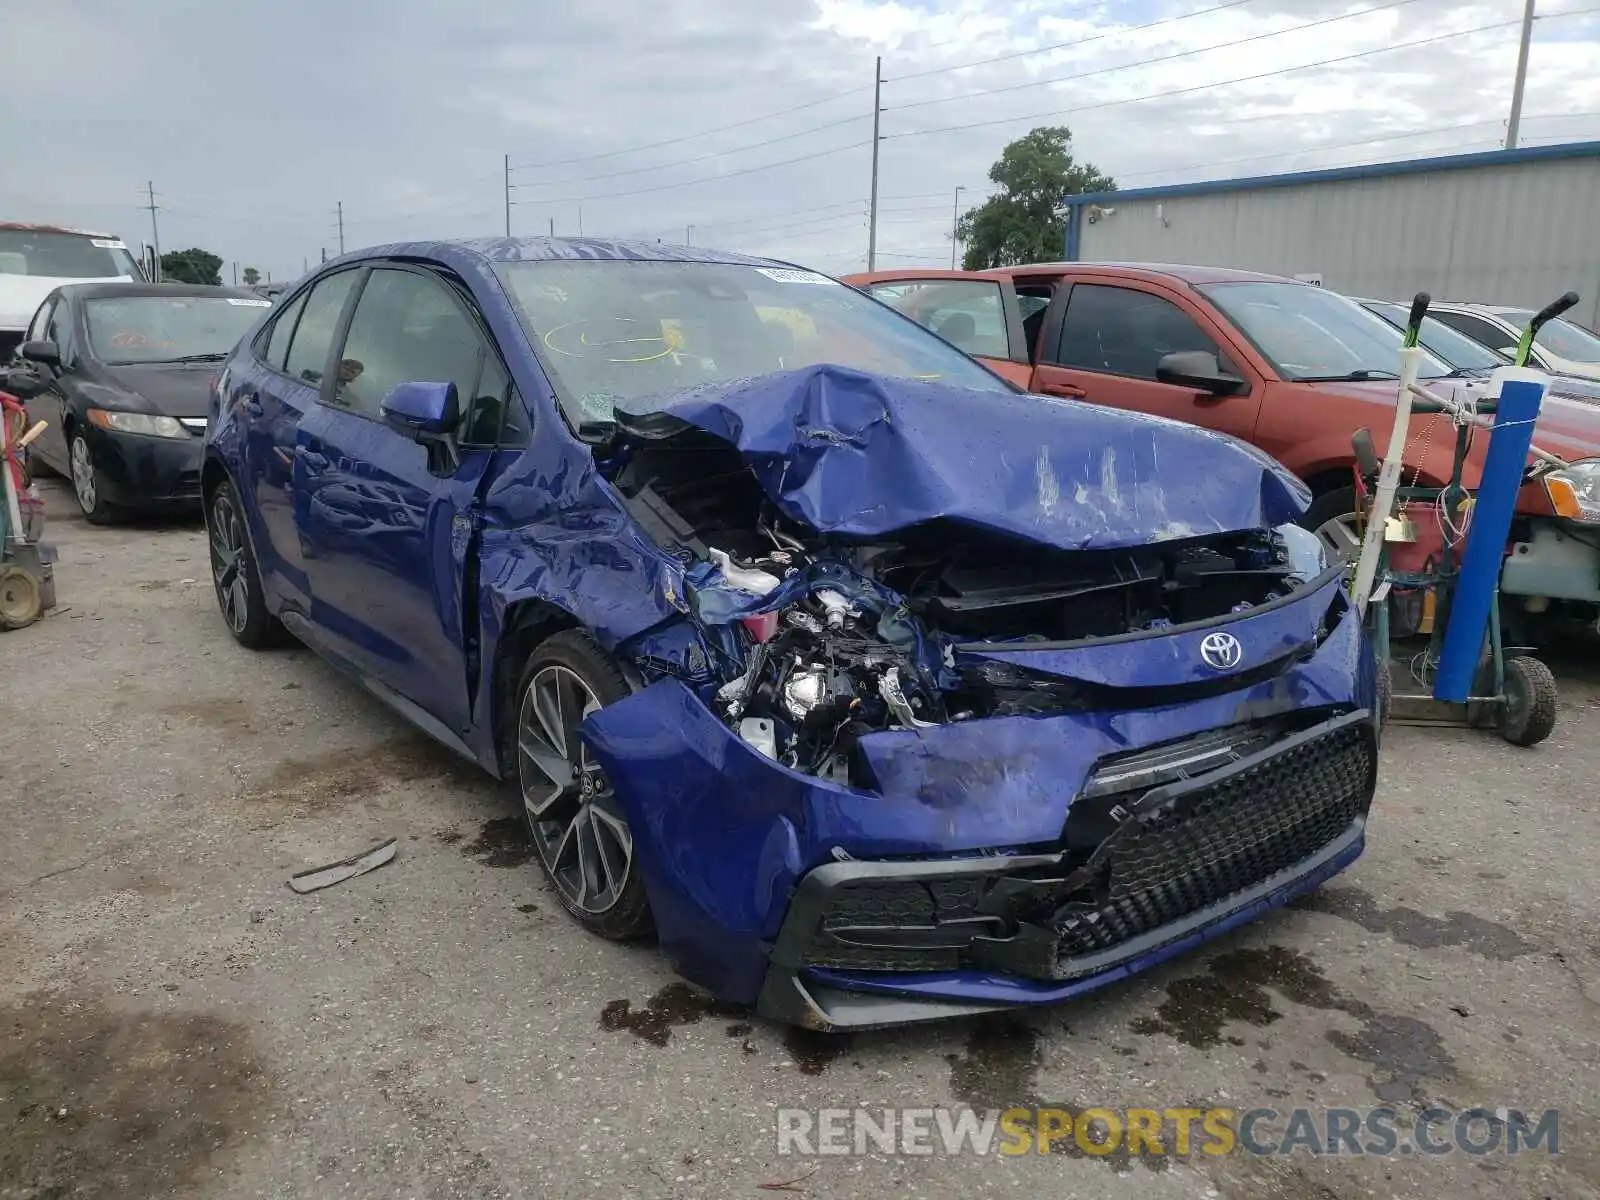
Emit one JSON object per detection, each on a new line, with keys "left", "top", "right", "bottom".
{"left": 490, "top": 598, "right": 583, "bottom": 774}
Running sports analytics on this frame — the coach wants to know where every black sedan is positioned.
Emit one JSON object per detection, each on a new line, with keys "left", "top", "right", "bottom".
{"left": 16, "top": 282, "right": 271, "bottom": 522}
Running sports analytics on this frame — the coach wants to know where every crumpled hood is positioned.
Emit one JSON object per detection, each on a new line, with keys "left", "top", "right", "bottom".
{"left": 613, "top": 364, "right": 1309, "bottom": 552}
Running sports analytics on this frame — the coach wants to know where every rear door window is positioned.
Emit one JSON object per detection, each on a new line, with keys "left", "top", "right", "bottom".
{"left": 1051, "top": 283, "right": 1219, "bottom": 379}
{"left": 262, "top": 290, "right": 308, "bottom": 372}
{"left": 284, "top": 270, "right": 359, "bottom": 385}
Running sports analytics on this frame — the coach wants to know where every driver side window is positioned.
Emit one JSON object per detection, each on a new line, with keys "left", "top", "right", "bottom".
{"left": 332, "top": 267, "right": 512, "bottom": 445}
{"left": 27, "top": 299, "right": 55, "bottom": 345}
{"left": 1050, "top": 284, "right": 1220, "bottom": 380}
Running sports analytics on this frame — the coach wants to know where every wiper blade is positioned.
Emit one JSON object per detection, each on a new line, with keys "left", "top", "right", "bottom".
{"left": 1298, "top": 369, "right": 1401, "bottom": 382}
{"left": 156, "top": 352, "right": 228, "bottom": 364}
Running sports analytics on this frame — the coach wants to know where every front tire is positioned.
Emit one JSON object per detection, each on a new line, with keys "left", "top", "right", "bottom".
{"left": 512, "top": 630, "right": 653, "bottom": 941}
{"left": 206, "top": 479, "right": 285, "bottom": 649}
{"left": 69, "top": 432, "right": 118, "bottom": 525}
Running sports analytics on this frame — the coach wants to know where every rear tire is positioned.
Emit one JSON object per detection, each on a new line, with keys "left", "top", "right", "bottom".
{"left": 1498, "top": 656, "right": 1557, "bottom": 747}
{"left": 511, "top": 629, "right": 653, "bottom": 942}
{"left": 205, "top": 478, "right": 286, "bottom": 649}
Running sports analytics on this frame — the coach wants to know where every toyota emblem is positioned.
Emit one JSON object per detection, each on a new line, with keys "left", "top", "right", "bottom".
{"left": 1199, "top": 631, "right": 1243, "bottom": 671}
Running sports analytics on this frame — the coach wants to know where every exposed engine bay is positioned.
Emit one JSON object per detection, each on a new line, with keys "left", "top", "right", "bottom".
{"left": 608, "top": 424, "right": 1329, "bottom": 784}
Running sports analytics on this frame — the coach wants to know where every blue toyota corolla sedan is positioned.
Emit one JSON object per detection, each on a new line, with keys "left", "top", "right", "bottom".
{"left": 203, "top": 238, "right": 1378, "bottom": 1030}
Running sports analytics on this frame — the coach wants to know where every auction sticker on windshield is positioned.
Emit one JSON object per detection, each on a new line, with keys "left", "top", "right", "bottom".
{"left": 90, "top": 239, "right": 127, "bottom": 249}
{"left": 226, "top": 298, "right": 273, "bottom": 306}
{"left": 756, "top": 267, "right": 837, "bottom": 285}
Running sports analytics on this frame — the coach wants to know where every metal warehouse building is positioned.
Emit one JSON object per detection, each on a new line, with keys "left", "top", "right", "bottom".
{"left": 1060, "top": 141, "right": 1600, "bottom": 328}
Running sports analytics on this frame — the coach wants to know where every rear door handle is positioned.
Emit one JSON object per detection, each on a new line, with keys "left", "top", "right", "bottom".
{"left": 1038, "top": 382, "right": 1086, "bottom": 398}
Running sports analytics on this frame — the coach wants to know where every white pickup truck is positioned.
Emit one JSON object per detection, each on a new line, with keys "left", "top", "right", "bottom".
{"left": 0, "top": 222, "right": 146, "bottom": 360}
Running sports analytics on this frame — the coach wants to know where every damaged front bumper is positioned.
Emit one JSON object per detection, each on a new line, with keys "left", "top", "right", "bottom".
{"left": 758, "top": 710, "right": 1371, "bottom": 1029}
{"left": 581, "top": 571, "right": 1378, "bottom": 1029}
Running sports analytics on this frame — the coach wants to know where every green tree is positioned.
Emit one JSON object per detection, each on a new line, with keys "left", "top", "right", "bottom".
{"left": 955, "top": 127, "right": 1114, "bottom": 270}
{"left": 159, "top": 247, "right": 223, "bottom": 285}
{"left": 242, "top": 266, "right": 261, "bottom": 286}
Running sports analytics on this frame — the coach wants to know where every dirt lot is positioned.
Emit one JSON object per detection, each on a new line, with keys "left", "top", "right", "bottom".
{"left": 2, "top": 477, "right": 1597, "bottom": 1200}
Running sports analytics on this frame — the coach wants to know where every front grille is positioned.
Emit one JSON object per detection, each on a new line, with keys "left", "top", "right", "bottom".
{"left": 798, "top": 718, "right": 1372, "bottom": 978}
{"left": 1052, "top": 721, "right": 1371, "bottom": 967}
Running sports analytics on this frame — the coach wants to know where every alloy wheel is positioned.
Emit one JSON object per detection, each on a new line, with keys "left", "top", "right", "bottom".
{"left": 1315, "top": 511, "right": 1362, "bottom": 563}
{"left": 517, "top": 665, "right": 632, "bottom": 914}
{"left": 70, "top": 437, "right": 97, "bottom": 514}
{"left": 208, "top": 492, "right": 250, "bottom": 634}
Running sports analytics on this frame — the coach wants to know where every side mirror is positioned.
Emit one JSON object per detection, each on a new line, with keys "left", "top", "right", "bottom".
{"left": 19, "top": 340, "right": 60, "bottom": 367}
{"left": 1156, "top": 350, "right": 1246, "bottom": 396}
{"left": 380, "top": 380, "right": 459, "bottom": 441}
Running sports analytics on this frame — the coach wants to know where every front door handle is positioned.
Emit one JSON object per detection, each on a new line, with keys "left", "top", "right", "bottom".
{"left": 241, "top": 391, "right": 264, "bottom": 417}
{"left": 1038, "top": 381, "right": 1086, "bottom": 398}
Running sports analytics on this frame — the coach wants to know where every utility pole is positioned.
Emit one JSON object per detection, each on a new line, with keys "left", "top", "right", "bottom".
{"left": 504, "top": 154, "right": 512, "bottom": 237}
{"left": 867, "top": 56, "right": 883, "bottom": 272}
{"left": 949, "top": 186, "right": 965, "bottom": 269}
{"left": 321, "top": 248, "right": 327, "bottom": 264}
{"left": 336, "top": 201, "right": 345, "bottom": 255}
{"left": 548, "top": 216, "right": 555, "bottom": 237}
{"left": 578, "top": 207, "right": 584, "bottom": 236}
{"left": 1505, "top": 0, "right": 1536, "bottom": 148}
{"left": 686, "top": 224, "right": 694, "bottom": 246}
{"left": 145, "top": 181, "right": 162, "bottom": 282}
{"left": 232, "top": 262, "right": 238, "bottom": 286}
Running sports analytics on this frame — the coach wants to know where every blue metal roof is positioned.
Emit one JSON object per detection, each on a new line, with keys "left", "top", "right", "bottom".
{"left": 409, "top": 236, "right": 783, "bottom": 266}
{"left": 1059, "top": 139, "right": 1600, "bottom": 207}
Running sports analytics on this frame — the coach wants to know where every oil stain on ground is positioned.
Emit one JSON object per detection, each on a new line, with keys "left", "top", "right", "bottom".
{"left": 784, "top": 1026, "right": 854, "bottom": 1075}
{"left": 0, "top": 992, "right": 271, "bottom": 1200}
{"left": 257, "top": 734, "right": 488, "bottom": 812}
{"left": 1293, "top": 885, "right": 1536, "bottom": 960}
{"left": 463, "top": 817, "right": 535, "bottom": 868}
{"left": 1131, "top": 945, "right": 1456, "bottom": 1105}
{"left": 947, "top": 1015, "right": 1042, "bottom": 1109}
{"left": 598, "top": 982, "right": 748, "bottom": 1047}
{"left": 946, "top": 1018, "right": 1170, "bottom": 1174}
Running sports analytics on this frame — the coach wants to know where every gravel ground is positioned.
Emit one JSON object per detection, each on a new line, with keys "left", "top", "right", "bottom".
{"left": 2, "top": 477, "right": 1597, "bottom": 1200}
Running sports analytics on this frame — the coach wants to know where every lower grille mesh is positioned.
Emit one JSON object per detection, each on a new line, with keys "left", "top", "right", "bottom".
{"left": 800, "top": 720, "right": 1373, "bottom": 976}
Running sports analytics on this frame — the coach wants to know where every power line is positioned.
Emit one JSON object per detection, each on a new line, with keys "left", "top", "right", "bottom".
{"left": 511, "top": 113, "right": 867, "bottom": 190}
{"left": 1116, "top": 117, "right": 1507, "bottom": 181}
{"left": 885, "top": 0, "right": 1422, "bottom": 113}
{"left": 887, "top": 0, "right": 1255, "bottom": 81}
{"left": 884, "top": 14, "right": 1543, "bottom": 141}
{"left": 513, "top": 138, "right": 872, "bottom": 207}
{"left": 509, "top": 83, "right": 873, "bottom": 172}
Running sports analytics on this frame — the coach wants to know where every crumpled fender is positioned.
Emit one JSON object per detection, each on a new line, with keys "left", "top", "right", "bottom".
{"left": 614, "top": 364, "right": 1310, "bottom": 551}
{"left": 580, "top": 602, "right": 1370, "bottom": 1004}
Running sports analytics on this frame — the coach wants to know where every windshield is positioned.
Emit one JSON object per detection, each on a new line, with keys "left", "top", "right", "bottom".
{"left": 0, "top": 230, "right": 142, "bottom": 279}
{"left": 1201, "top": 281, "right": 1454, "bottom": 381}
{"left": 1364, "top": 301, "right": 1505, "bottom": 370}
{"left": 86, "top": 295, "right": 269, "bottom": 364}
{"left": 495, "top": 259, "right": 1011, "bottom": 424}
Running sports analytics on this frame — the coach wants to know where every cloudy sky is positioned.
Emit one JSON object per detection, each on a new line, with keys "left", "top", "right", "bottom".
{"left": 6, "top": 0, "right": 1598, "bottom": 283}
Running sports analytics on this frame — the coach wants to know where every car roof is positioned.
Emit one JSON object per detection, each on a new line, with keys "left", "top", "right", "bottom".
{"left": 1007, "top": 261, "right": 1298, "bottom": 285}
{"left": 348, "top": 236, "right": 794, "bottom": 270}
{"left": 849, "top": 262, "right": 1301, "bottom": 286}
{"left": 0, "top": 221, "right": 119, "bottom": 239}
{"left": 54, "top": 282, "right": 265, "bottom": 302}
